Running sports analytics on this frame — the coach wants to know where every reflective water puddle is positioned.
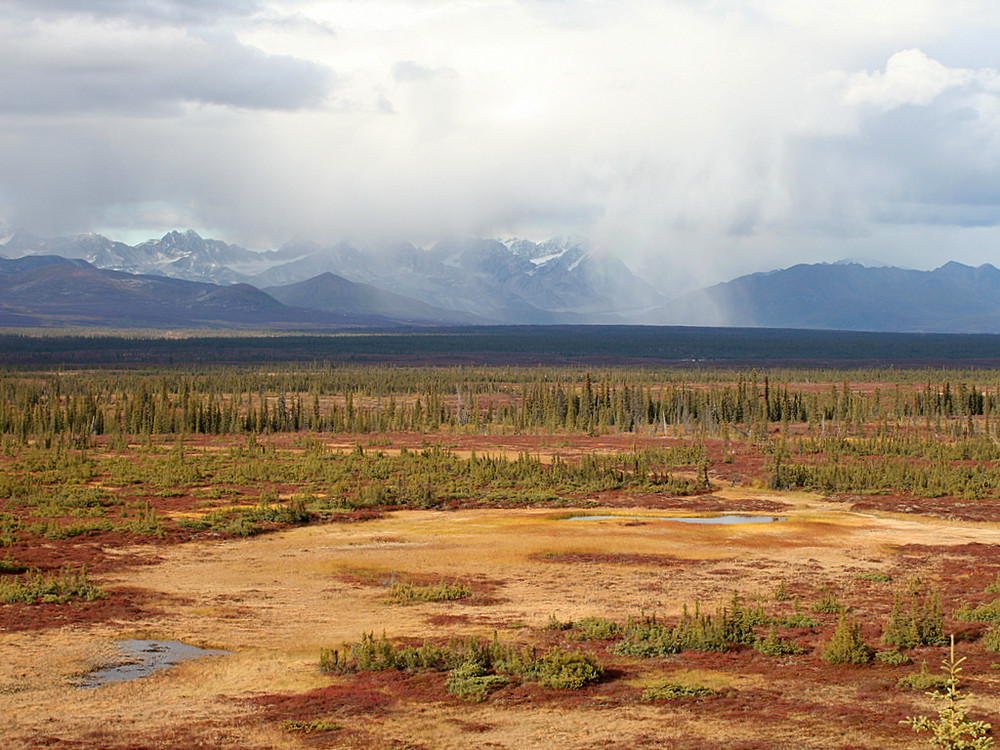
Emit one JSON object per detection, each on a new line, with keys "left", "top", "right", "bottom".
{"left": 78, "top": 640, "right": 226, "bottom": 688}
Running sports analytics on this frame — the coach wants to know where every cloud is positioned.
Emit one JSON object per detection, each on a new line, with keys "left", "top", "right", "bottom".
{"left": 4, "top": 1, "right": 1000, "bottom": 288}
{"left": 841, "top": 48, "right": 996, "bottom": 109}
{"left": 0, "top": 0, "right": 263, "bottom": 25}
{"left": 0, "top": 23, "right": 333, "bottom": 114}
{"left": 787, "top": 50, "right": 1000, "bottom": 231}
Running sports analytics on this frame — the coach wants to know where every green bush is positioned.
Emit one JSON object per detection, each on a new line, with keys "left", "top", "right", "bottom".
{"left": 772, "top": 612, "right": 819, "bottom": 628}
{"left": 0, "top": 565, "right": 106, "bottom": 604}
{"left": 881, "top": 590, "right": 945, "bottom": 649}
{"left": 545, "top": 614, "right": 573, "bottom": 630}
{"left": 445, "top": 659, "right": 507, "bottom": 702}
{"left": 856, "top": 571, "right": 892, "bottom": 582}
{"left": 898, "top": 661, "right": 949, "bottom": 692}
{"left": 642, "top": 681, "right": 718, "bottom": 701}
{"left": 903, "top": 640, "right": 994, "bottom": 749}
{"left": 530, "top": 648, "right": 603, "bottom": 689}
{"left": 822, "top": 613, "right": 873, "bottom": 665}
{"left": 812, "top": 591, "right": 844, "bottom": 614}
{"left": 282, "top": 719, "right": 341, "bottom": 733}
{"left": 572, "top": 616, "right": 622, "bottom": 640}
{"left": 612, "top": 596, "right": 764, "bottom": 657}
{"left": 876, "top": 649, "right": 912, "bottom": 666}
{"left": 320, "top": 633, "right": 601, "bottom": 696}
{"left": 753, "top": 626, "right": 804, "bottom": 656}
{"left": 177, "top": 498, "right": 312, "bottom": 538}
{"left": 386, "top": 580, "right": 472, "bottom": 603}
{"left": 955, "top": 598, "right": 1000, "bottom": 624}
{"left": 981, "top": 627, "right": 1000, "bottom": 653}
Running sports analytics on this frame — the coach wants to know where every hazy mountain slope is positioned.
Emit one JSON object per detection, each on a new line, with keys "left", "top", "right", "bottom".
{"left": 253, "top": 237, "right": 662, "bottom": 323}
{"left": 2, "top": 228, "right": 665, "bottom": 323}
{"left": 653, "top": 262, "right": 1000, "bottom": 332}
{"left": 264, "top": 272, "right": 491, "bottom": 324}
{"left": 0, "top": 259, "right": 399, "bottom": 329}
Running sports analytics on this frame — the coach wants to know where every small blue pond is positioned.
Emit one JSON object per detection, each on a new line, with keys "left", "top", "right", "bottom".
{"left": 78, "top": 640, "right": 226, "bottom": 689}
{"left": 563, "top": 514, "right": 784, "bottom": 524}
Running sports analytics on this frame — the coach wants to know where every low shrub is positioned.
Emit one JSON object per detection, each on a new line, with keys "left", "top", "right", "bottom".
{"left": 445, "top": 660, "right": 508, "bottom": 702}
{"left": 612, "top": 596, "right": 765, "bottom": 657}
{"left": 876, "top": 649, "right": 912, "bottom": 666}
{"left": 0, "top": 565, "right": 106, "bottom": 604}
{"left": 387, "top": 580, "right": 472, "bottom": 603}
{"left": 753, "top": 626, "right": 804, "bottom": 656}
{"left": 177, "top": 498, "right": 312, "bottom": 537}
{"left": 572, "top": 616, "right": 622, "bottom": 640}
{"left": 282, "top": 719, "right": 341, "bottom": 733}
{"left": 981, "top": 627, "right": 1000, "bottom": 653}
{"left": 772, "top": 612, "right": 819, "bottom": 628}
{"left": 812, "top": 591, "right": 844, "bottom": 614}
{"left": 897, "top": 661, "right": 948, "bottom": 692}
{"left": 954, "top": 598, "right": 1000, "bottom": 624}
{"left": 855, "top": 571, "right": 892, "bottom": 582}
{"left": 529, "top": 648, "right": 603, "bottom": 689}
{"left": 545, "top": 614, "right": 573, "bottom": 630}
{"left": 881, "top": 589, "right": 945, "bottom": 649}
{"left": 821, "top": 613, "right": 872, "bottom": 665}
{"left": 642, "top": 681, "right": 718, "bottom": 701}
{"left": 321, "top": 632, "right": 602, "bottom": 699}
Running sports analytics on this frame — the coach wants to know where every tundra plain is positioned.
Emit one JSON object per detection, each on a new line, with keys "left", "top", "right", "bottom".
{"left": 3, "top": 364, "right": 1000, "bottom": 749}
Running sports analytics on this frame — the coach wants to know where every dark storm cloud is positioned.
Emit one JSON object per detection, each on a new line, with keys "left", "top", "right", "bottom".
{"left": 0, "top": 30, "right": 333, "bottom": 115}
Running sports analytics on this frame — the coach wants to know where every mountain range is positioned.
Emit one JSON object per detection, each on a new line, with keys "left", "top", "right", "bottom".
{"left": 652, "top": 260, "right": 1000, "bottom": 333}
{"left": 3, "top": 226, "right": 1000, "bottom": 333}
{"left": 0, "top": 229, "right": 662, "bottom": 324}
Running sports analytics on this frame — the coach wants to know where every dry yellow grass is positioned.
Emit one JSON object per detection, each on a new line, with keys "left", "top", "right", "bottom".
{"left": 5, "top": 495, "right": 1000, "bottom": 748}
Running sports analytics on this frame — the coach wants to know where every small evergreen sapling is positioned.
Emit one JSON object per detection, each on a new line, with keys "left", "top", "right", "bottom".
{"left": 904, "top": 636, "right": 994, "bottom": 750}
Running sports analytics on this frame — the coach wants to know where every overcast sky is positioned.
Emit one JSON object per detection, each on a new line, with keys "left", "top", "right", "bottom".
{"left": 2, "top": 0, "right": 1000, "bottom": 285}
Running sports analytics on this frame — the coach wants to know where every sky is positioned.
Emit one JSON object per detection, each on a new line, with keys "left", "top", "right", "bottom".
{"left": 2, "top": 1, "right": 1000, "bottom": 287}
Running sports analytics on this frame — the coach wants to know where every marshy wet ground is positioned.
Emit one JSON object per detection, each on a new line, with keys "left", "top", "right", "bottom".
{"left": 78, "top": 640, "right": 226, "bottom": 689}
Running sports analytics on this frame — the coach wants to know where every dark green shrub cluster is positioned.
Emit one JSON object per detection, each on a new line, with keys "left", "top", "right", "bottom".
{"left": 27, "top": 518, "right": 114, "bottom": 539}
{"left": 178, "top": 497, "right": 311, "bottom": 537}
{"left": 124, "top": 501, "right": 165, "bottom": 537}
{"left": 386, "top": 579, "right": 473, "bottom": 603}
{"left": 569, "top": 616, "right": 623, "bottom": 640}
{"left": 0, "top": 565, "right": 106, "bottom": 604}
{"left": 955, "top": 597, "right": 1000, "bottom": 624}
{"left": 444, "top": 660, "right": 508, "bottom": 701}
{"left": 772, "top": 611, "right": 819, "bottom": 628}
{"left": 611, "top": 596, "right": 766, "bottom": 657}
{"left": 881, "top": 589, "right": 945, "bottom": 649}
{"left": 875, "top": 649, "right": 912, "bottom": 665}
{"left": 821, "top": 613, "right": 873, "bottom": 665}
{"left": 319, "top": 632, "right": 602, "bottom": 701}
{"left": 531, "top": 647, "right": 603, "bottom": 689}
{"left": 898, "top": 661, "right": 949, "bottom": 691}
{"left": 0, "top": 512, "right": 20, "bottom": 547}
{"left": 812, "top": 591, "right": 843, "bottom": 614}
{"left": 753, "top": 626, "right": 804, "bottom": 656}
{"left": 641, "top": 681, "right": 718, "bottom": 701}
{"left": 855, "top": 571, "right": 892, "bottom": 582}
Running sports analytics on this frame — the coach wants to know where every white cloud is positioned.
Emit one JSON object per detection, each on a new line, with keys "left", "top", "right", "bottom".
{"left": 841, "top": 48, "right": 993, "bottom": 109}
{"left": 3, "top": 1, "right": 1000, "bottom": 286}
